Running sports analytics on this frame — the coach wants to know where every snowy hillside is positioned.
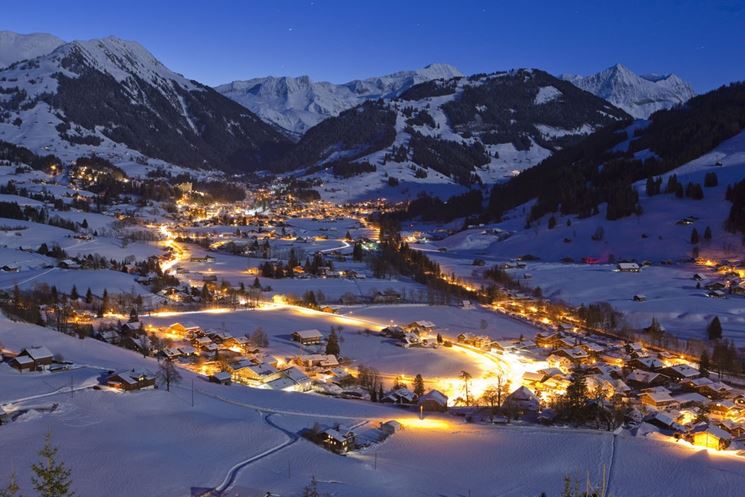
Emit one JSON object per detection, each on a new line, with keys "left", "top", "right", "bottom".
{"left": 0, "top": 31, "right": 63, "bottom": 68}
{"left": 216, "top": 63, "right": 463, "bottom": 136}
{"left": 563, "top": 64, "right": 695, "bottom": 119}
{"left": 0, "top": 34, "right": 290, "bottom": 172}
{"left": 282, "top": 69, "right": 628, "bottom": 199}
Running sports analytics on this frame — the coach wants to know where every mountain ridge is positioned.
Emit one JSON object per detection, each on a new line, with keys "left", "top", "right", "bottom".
{"left": 215, "top": 63, "right": 463, "bottom": 136}
{"left": 562, "top": 63, "right": 695, "bottom": 119}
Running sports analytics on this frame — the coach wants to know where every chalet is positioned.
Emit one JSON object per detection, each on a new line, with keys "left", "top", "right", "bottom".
{"left": 9, "top": 346, "right": 54, "bottom": 372}
{"left": 292, "top": 329, "right": 323, "bottom": 346}
{"left": 628, "top": 357, "right": 665, "bottom": 371}
{"left": 625, "top": 369, "right": 670, "bottom": 389}
{"left": 632, "top": 294, "right": 646, "bottom": 302}
{"left": 105, "top": 370, "right": 156, "bottom": 391}
{"left": 167, "top": 322, "right": 201, "bottom": 336}
{"left": 295, "top": 354, "right": 339, "bottom": 369}
{"left": 192, "top": 336, "right": 214, "bottom": 350}
{"left": 209, "top": 371, "right": 232, "bottom": 385}
{"left": 406, "top": 321, "right": 437, "bottom": 336}
{"left": 709, "top": 400, "right": 738, "bottom": 419}
{"left": 232, "top": 362, "right": 282, "bottom": 385}
{"left": 697, "top": 380, "right": 733, "bottom": 399}
{"left": 640, "top": 389, "right": 679, "bottom": 410}
{"left": 382, "top": 387, "right": 418, "bottom": 404}
{"left": 418, "top": 390, "right": 449, "bottom": 412}
{"left": 504, "top": 386, "right": 540, "bottom": 412}
{"left": 662, "top": 364, "right": 701, "bottom": 381}
{"left": 372, "top": 290, "right": 401, "bottom": 304}
{"left": 382, "top": 326, "right": 406, "bottom": 339}
{"left": 690, "top": 424, "right": 732, "bottom": 450}
{"left": 671, "top": 392, "right": 711, "bottom": 408}
{"left": 97, "top": 329, "right": 121, "bottom": 345}
{"left": 279, "top": 366, "right": 312, "bottom": 392}
{"left": 645, "top": 411, "right": 685, "bottom": 433}
{"left": 121, "top": 321, "right": 143, "bottom": 333}
{"left": 321, "top": 428, "right": 356, "bottom": 454}
{"left": 616, "top": 262, "right": 640, "bottom": 272}
{"left": 59, "top": 259, "right": 81, "bottom": 269}
{"left": 547, "top": 353, "right": 574, "bottom": 374}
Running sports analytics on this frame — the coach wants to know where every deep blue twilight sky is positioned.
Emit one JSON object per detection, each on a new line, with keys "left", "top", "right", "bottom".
{"left": 3, "top": 0, "right": 745, "bottom": 91}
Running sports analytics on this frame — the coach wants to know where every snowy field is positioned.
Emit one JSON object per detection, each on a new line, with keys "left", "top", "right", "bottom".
{"left": 3, "top": 315, "right": 745, "bottom": 497}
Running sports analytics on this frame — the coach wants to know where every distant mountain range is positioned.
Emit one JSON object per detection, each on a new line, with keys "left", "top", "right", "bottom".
{"left": 0, "top": 31, "right": 697, "bottom": 181}
{"left": 215, "top": 64, "right": 463, "bottom": 137}
{"left": 562, "top": 63, "right": 695, "bottom": 119}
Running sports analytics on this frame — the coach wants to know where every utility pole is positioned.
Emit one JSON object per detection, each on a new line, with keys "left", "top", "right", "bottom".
{"left": 191, "top": 379, "right": 194, "bottom": 407}
{"left": 70, "top": 375, "right": 74, "bottom": 398}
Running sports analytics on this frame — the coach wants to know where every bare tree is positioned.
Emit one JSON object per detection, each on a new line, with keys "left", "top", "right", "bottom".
{"left": 157, "top": 359, "right": 182, "bottom": 392}
{"left": 460, "top": 370, "right": 472, "bottom": 406}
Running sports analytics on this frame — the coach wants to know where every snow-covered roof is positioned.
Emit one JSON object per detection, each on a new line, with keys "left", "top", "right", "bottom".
{"left": 293, "top": 329, "right": 323, "bottom": 339}
{"left": 419, "top": 389, "right": 448, "bottom": 406}
{"left": 22, "top": 346, "right": 53, "bottom": 361}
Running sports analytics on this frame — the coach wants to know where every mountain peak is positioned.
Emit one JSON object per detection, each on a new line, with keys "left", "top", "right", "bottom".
{"left": 563, "top": 64, "right": 695, "bottom": 118}
{"left": 0, "top": 30, "right": 64, "bottom": 68}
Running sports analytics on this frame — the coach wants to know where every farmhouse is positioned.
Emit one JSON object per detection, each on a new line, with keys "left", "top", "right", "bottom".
{"left": 504, "top": 386, "right": 540, "bottom": 412}
{"left": 292, "top": 329, "right": 323, "bottom": 346}
{"left": 9, "top": 346, "right": 54, "bottom": 372}
{"left": 616, "top": 262, "right": 640, "bottom": 272}
{"left": 105, "top": 370, "right": 156, "bottom": 391}
{"left": 321, "top": 428, "right": 356, "bottom": 454}
{"left": 418, "top": 390, "right": 449, "bottom": 412}
{"left": 690, "top": 424, "right": 732, "bottom": 450}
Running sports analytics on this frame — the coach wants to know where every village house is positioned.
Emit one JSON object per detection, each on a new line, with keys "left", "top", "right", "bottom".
{"left": 9, "top": 346, "right": 54, "bottom": 372}
{"left": 662, "top": 364, "right": 701, "bottom": 381}
{"left": 626, "top": 369, "right": 671, "bottom": 389}
{"left": 292, "top": 329, "right": 323, "bottom": 346}
{"left": 209, "top": 371, "right": 232, "bottom": 385}
{"left": 382, "top": 387, "right": 418, "bottom": 405}
{"left": 418, "top": 390, "right": 449, "bottom": 412}
{"left": 231, "top": 361, "right": 282, "bottom": 385}
{"left": 504, "top": 386, "right": 540, "bottom": 412}
{"left": 406, "top": 320, "right": 437, "bottom": 337}
{"left": 105, "top": 370, "right": 156, "bottom": 391}
{"left": 640, "top": 389, "right": 680, "bottom": 410}
{"left": 689, "top": 424, "right": 732, "bottom": 450}
{"left": 320, "top": 428, "right": 356, "bottom": 454}
{"left": 293, "top": 354, "right": 339, "bottom": 369}
{"left": 616, "top": 262, "right": 641, "bottom": 272}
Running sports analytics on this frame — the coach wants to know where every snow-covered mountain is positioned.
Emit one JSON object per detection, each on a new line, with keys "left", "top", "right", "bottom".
{"left": 278, "top": 69, "right": 629, "bottom": 200}
{"left": 215, "top": 63, "right": 463, "bottom": 136}
{"left": 0, "top": 35, "right": 289, "bottom": 172}
{"left": 562, "top": 64, "right": 695, "bottom": 119}
{"left": 0, "top": 31, "right": 63, "bottom": 68}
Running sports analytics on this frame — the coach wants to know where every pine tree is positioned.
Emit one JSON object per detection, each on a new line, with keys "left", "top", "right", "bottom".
{"left": 325, "top": 328, "right": 340, "bottom": 357}
{"left": 548, "top": 216, "right": 557, "bottom": 229}
{"left": 0, "top": 471, "right": 21, "bottom": 497}
{"left": 128, "top": 307, "right": 138, "bottom": 323}
{"left": 413, "top": 373, "right": 425, "bottom": 397}
{"left": 32, "top": 433, "right": 75, "bottom": 497}
{"left": 69, "top": 285, "right": 78, "bottom": 301}
{"left": 252, "top": 277, "right": 261, "bottom": 289}
{"left": 707, "top": 316, "right": 723, "bottom": 340}
{"left": 101, "top": 289, "right": 109, "bottom": 314}
{"left": 704, "top": 226, "right": 712, "bottom": 241}
{"left": 699, "top": 350, "right": 710, "bottom": 377}
{"left": 84, "top": 288, "right": 93, "bottom": 305}
{"left": 690, "top": 228, "right": 699, "bottom": 244}
{"left": 301, "top": 476, "right": 320, "bottom": 497}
